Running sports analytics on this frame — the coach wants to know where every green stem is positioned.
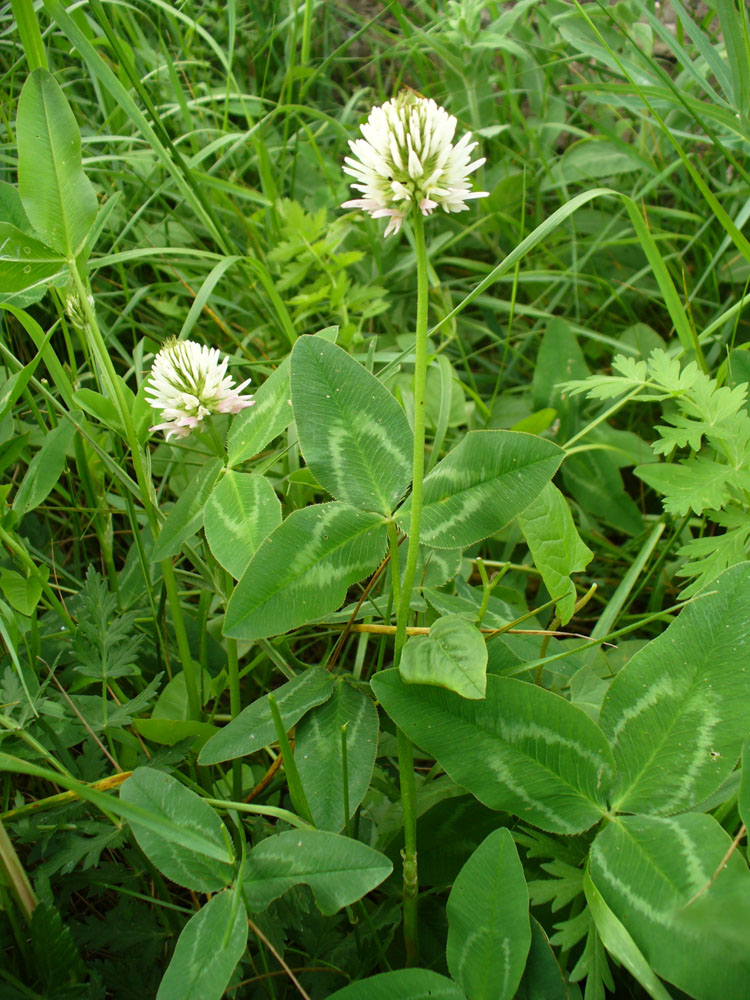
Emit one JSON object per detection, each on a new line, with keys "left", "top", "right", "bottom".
{"left": 386, "top": 521, "right": 402, "bottom": 612}
{"left": 397, "top": 726, "right": 418, "bottom": 967}
{"left": 392, "top": 212, "right": 430, "bottom": 967}
{"left": 394, "top": 212, "right": 430, "bottom": 661}
{"left": 225, "top": 571, "right": 242, "bottom": 802}
{"left": 300, "top": 0, "right": 314, "bottom": 67}
{"left": 341, "top": 724, "right": 351, "bottom": 838}
{"left": 68, "top": 262, "right": 201, "bottom": 720}
{"left": 10, "top": 0, "right": 48, "bottom": 71}
{"left": 0, "top": 819, "right": 37, "bottom": 923}
{"left": 268, "top": 694, "right": 314, "bottom": 826}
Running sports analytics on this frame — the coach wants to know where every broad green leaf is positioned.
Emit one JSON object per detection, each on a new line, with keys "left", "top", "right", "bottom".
{"left": 542, "top": 139, "right": 643, "bottom": 190}
{"left": 740, "top": 740, "right": 750, "bottom": 831}
{"left": 328, "top": 970, "right": 467, "bottom": 1000}
{"left": 0, "top": 568, "right": 44, "bottom": 616}
{"left": 510, "top": 408, "right": 557, "bottom": 435}
{"left": 152, "top": 459, "right": 223, "bottom": 562}
{"left": 515, "top": 919, "right": 568, "bottom": 1000}
{"left": 156, "top": 890, "right": 247, "bottom": 1000}
{"left": 199, "top": 668, "right": 335, "bottom": 766}
{"left": 562, "top": 451, "right": 643, "bottom": 536}
{"left": 203, "top": 471, "right": 281, "bottom": 578}
{"left": 290, "top": 336, "right": 413, "bottom": 513}
{"left": 152, "top": 668, "right": 213, "bottom": 720}
{"left": 0, "top": 181, "right": 34, "bottom": 233}
{"left": 296, "top": 680, "right": 379, "bottom": 832}
{"left": 133, "top": 718, "right": 218, "bottom": 750}
{"left": 399, "top": 614, "right": 487, "bottom": 699}
{"left": 73, "top": 388, "right": 122, "bottom": 433}
{"left": 589, "top": 813, "right": 750, "bottom": 1000}
{"left": 224, "top": 502, "right": 387, "bottom": 641}
{"left": 532, "top": 317, "right": 589, "bottom": 414}
{"left": 13, "top": 417, "right": 77, "bottom": 516}
{"left": 372, "top": 671, "right": 614, "bottom": 834}
{"left": 517, "top": 483, "right": 593, "bottom": 625}
{"left": 395, "top": 431, "right": 563, "bottom": 549}
{"left": 584, "top": 872, "right": 673, "bottom": 1000}
{"left": 0, "top": 222, "right": 66, "bottom": 296}
{"left": 424, "top": 584, "right": 518, "bottom": 630}
{"left": 241, "top": 830, "right": 392, "bottom": 915}
{"left": 599, "top": 562, "right": 750, "bottom": 815}
{"left": 16, "top": 68, "right": 98, "bottom": 257}
{"left": 227, "top": 356, "right": 292, "bottom": 468}
{"left": 421, "top": 547, "right": 463, "bottom": 588}
{"left": 120, "top": 767, "right": 234, "bottom": 891}
{"left": 446, "top": 828, "right": 531, "bottom": 1000}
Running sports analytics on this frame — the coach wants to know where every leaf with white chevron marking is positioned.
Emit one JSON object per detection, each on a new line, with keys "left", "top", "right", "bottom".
{"left": 447, "top": 828, "right": 531, "bottom": 1000}
{"left": 227, "top": 355, "right": 292, "bottom": 468}
{"left": 395, "top": 430, "right": 564, "bottom": 548}
{"left": 224, "top": 502, "right": 387, "bottom": 641}
{"left": 589, "top": 813, "right": 750, "bottom": 1000}
{"left": 372, "top": 670, "right": 614, "bottom": 834}
{"left": 296, "top": 680, "right": 379, "bottom": 832}
{"left": 599, "top": 561, "right": 750, "bottom": 815}
{"left": 291, "top": 336, "right": 413, "bottom": 514}
{"left": 203, "top": 471, "right": 281, "bottom": 578}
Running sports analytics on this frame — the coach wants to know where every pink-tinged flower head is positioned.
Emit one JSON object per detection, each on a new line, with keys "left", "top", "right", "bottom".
{"left": 146, "top": 338, "right": 255, "bottom": 441}
{"left": 342, "top": 91, "right": 488, "bottom": 237}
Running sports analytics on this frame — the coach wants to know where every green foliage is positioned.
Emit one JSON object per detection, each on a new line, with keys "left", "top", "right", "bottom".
{"left": 156, "top": 891, "right": 248, "bottom": 1000}
{"left": 203, "top": 471, "right": 282, "bottom": 578}
{"left": 446, "top": 828, "right": 531, "bottom": 1000}
{"left": 599, "top": 562, "right": 750, "bottom": 815}
{"left": 224, "top": 503, "right": 388, "bottom": 640}
{"left": 267, "top": 200, "right": 388, "bottom": 343}
{"left": 372, "top": 671, "right": 614, "bottom": 834}
{"left": 241, "top": 830, "right": 393, "bottom": 915}
{"left": 590, "top": 813, "right": 750, "bottom": 1000}
{"left": 396, "top": 431, "right": 564, "bottom": 548}
{"left": 3, "top": 1, "right": 750, "bottom": 996}
{"left": 152, "top": 458, "right": 223, "bottom": 562}
{"left": 291, "top": 335, "right": 413, "bottom": 514}
{"left": 226, "top": 355, "right": 293, "bottom": 468}
{"left": 120, "top": 768, "right": 235, "bottom": 891}
{"left": 16, "top": 68, "right": 97, "bottom": 258}
{"left": 12, "top": 418, "right": 77, "bottom": 516}
{"left": 517, "top": 483, "right": 593, "bottom": 624}
{"left": 328, "top": 970, "right": 468, "bottom": 1000}
{"left": 295, "top": 680, "right": 379, "bottom": 832}
{"left": 399, "top": 614, "right": 488, "bottom": 699}
{"left": 0, "top": 222, "right": 66, "bottom": 299}
{"left": 199, "top": 667, "right": 336, "bottom": 765}
{"left": 567, "top": 349, "right": 750, "bottom": 590}
{"left": 71, "top": 568, "right": 144, "bottom": 681}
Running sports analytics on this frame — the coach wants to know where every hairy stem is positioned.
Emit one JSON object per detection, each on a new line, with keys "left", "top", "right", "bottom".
{"left": 392, "top": 211, "right": 430, "bottom": 966}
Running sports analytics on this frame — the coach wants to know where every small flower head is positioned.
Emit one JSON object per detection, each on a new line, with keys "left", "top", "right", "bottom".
{"left": 146, "top": 338, "right": 254, "bottom": 441}
{"left": 342, "top": 91, "right": 488, "bottom": 237}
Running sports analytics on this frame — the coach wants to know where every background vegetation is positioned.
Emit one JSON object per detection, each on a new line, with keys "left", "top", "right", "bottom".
{"left": 1, "top": 1, "right": 750, "bottom": 997}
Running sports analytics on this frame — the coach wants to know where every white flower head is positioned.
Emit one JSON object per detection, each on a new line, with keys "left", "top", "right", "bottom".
{"left": 146, "top": 338, "right": 255, "bottom": 441}
{"left": 342, "top": 91, "right": 488, "bottom": 237}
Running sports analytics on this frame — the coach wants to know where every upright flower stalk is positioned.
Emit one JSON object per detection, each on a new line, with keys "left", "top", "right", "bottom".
{"left": 394, "top": 210, "right": 429, "bottom": 665}
{"left": 343, "top": 92, "right": 488, "bottom": 966}
{"left": 68, "top": 263, "right": 204, "bottom": 721}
